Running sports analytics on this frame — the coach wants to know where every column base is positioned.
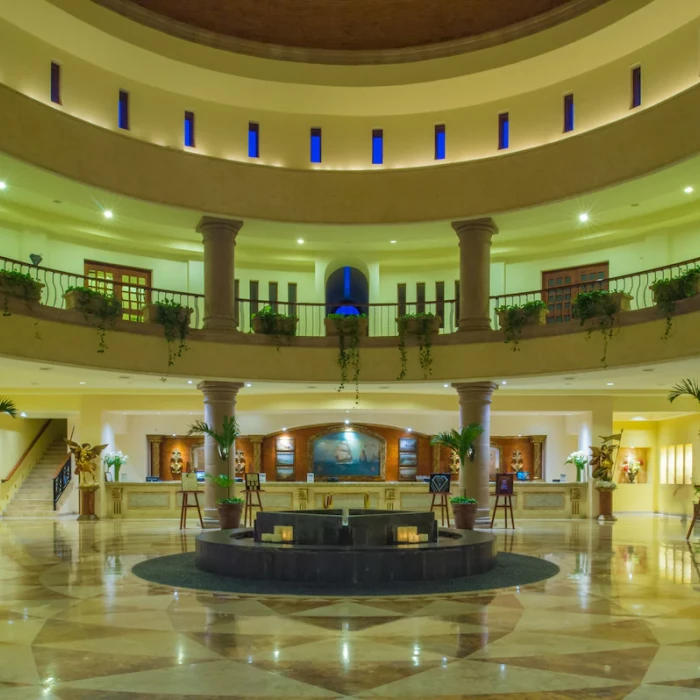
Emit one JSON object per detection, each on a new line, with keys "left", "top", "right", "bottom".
{"left": 203, "top": 317, "right": 239, "bottom": 332}
{"left": 77, "top": 514, "right": 99, "bottom": 521}
{"left": 458, "top": 319, "right": 492, "bottom": 332}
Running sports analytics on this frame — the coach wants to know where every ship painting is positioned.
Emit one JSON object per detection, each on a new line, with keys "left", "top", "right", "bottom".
{"left": 311, "top": 428, "right": 384, "bottom": 480}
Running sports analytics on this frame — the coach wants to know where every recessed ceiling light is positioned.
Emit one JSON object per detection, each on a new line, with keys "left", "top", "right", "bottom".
{"left": 172, "top": 433, "right": 176, "bottom": 437}
{"left": 632, "top": 416, "right": 646, "bottom": 421}
{"left": 187, "top": 380, "right": 193, "bottom": 384}
{"left": 345, "top": 419, "right": 350, "bottom": 425}
{"left": 79, "top": 381, "right": 86, "bottom": 385}
{"left": 684, "top": 186, "right": 694, "bottom": 194}
{"left": 282, "top": 427, "right": 287, "bottom": 431}
{"left": 443, "top": 384, "right": 449, "bottom": 388}
{"left": 578, "top": 212, "right": 590, "bottom": 223}
{"left": 390, "top": 240, "right": 397, "bottom": 244}
{"left": 606, "top": 382, "right": 614, "bottom": 386}
{"left": 501, "top": 381, "right": 507, "bottom": 385}
{"left": 20, "top": 412, "right": 27, "bottom": 418}
{"left": 0, "top": 181, "right": 6, "bottom": 190}
{"left": 103, "top": 209, "right": 113, "bottom": 219}
{"left": 297, "top": 238, "right": 305, "bottom": 244}
{"left": 245, "top": 383, "right": 252, "bottom": 387}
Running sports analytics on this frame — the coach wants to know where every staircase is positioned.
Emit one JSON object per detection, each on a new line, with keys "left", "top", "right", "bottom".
{"left": 3, "top": 439, "right": 69, "bottom": 518}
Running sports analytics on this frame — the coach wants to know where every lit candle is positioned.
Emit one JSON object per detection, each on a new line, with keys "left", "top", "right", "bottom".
{"left": 270, "top": 534, "right": 282, "bottom": 543}
{"left": 281, "top": 526, "right": 294, "bottom": 542}
{"left": 397, "top": 527, "right": 408, "bottom": 543}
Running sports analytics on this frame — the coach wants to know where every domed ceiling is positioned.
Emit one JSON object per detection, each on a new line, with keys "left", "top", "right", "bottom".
{"left": 105, "top": 0, "right": 607, "bottom": 52}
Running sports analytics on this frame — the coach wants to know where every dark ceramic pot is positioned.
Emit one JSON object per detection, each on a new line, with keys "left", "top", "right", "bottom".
{"left": 217, "top": 502, "right": 243, "bottom": 530}
{"left": 451, "top": 502, "right": 477, "bottom": 530}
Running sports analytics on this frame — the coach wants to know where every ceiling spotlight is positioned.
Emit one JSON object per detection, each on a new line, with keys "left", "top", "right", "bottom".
{"left": 684, "top": 186, "right": 694, "bottom": 194}
{"left": 103, "top": 209, "right": 113, "bottom": 219}
{"left": 0, "top": 181, "right": 6, "bottom": 190}
{"left": 79, "top": 381, "right": 86, "bottom": 385}
{"left": 578, "top": 212, "right": 590, "bottom": 223}
{"left": 407, "top": 428, "right": 412, "bottom": 432}
{"left": 501, "top": 380, "right": 507, "bottom": 385}
{"left": 187, "top": 380, "right": 193, "bottom": 384}
{"left": 20, "top": 412, "right": 27, "bottom": 418}
{"left": 296, "top": 238, "right": 305, "bottom": 244}
{"left": 443, "top": 383, "right": 449, "bottom": 388}
{"left": 245, "top": 383, "right": 252, "bottom": 387}
{"left": 606, "top": 382, "right": 614, "bottom": 386}
{"left": 282, "top": 427, "right": 287, "bottom": 431}
{"left": 344, "top": 419, "right": 350, "bottom": 425}
{"left": 390, "top": 240, "right": 397, "bottom": 244}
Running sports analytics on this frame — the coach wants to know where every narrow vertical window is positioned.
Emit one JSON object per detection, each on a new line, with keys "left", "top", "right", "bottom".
{"left": 50, "top": 61, "right": 61, "bottom": 105}
{"left": 436, "top": 281, "right": 445, "bottom": 328}
{"left": 310, "top": 127, "right": 322, "bottom": 163}
{"left": 563, "top": 94, "right": 574, "bottom": 133}
{"left": 397, "top": 283, "right": 407, "bottom": 317}
{"left": 455, "top": 280, "right": 460, "bottom": 323}
{"left": 184, "top": 111, "right": 195, "bottom": 147}
{"left": 434, "top": 124, "right": 446, "bottom": 161}
{"left": 498, "top": 112, "right": 509, "bottom": 150}
{"left": 416, "top": 282, "right": 426, "bottom": 314}
{"left": 248, "top": 122, "right": 259, "bottom": 158}
{"left": 234, "top": 279, "right": 240, "bottom": 327}
{"left": 268, "top": 281, "right": 278, "bottom": 313}
{"left": 249, "top": 280, "right": 259, "bottom": 316}
{"left": 287, "top": 282, "right": 297, "bottom": 317}
{"left": 372, "top": 128, "right": 383, "bottom": 165}
{"left": 118, "top": 90, "right": 130, "bottom": 130}
{"left": 631, "top": 66, "right": 642, "bottom": 108}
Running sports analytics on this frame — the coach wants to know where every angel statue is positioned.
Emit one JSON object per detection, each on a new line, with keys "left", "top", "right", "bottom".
{"left": 65, "top": 439, "right": 108, "bottom": 486}
{"left": 589, "top": 432, "right": 622, "bottom": 488}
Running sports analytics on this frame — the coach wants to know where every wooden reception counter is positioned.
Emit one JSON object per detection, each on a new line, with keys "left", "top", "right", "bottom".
{"left": 104, "top": 479, "right": 589, "bottom": 520}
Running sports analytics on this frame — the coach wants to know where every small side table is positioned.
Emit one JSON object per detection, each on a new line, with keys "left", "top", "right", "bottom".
{"left": 687, "top": 503, "right": 699, "bottom": 540}
{"left": 242, "top": 489, "right": 265, "bottom": 527}
{"left": 178, "top": 490, "right": 204, "bottom": 530}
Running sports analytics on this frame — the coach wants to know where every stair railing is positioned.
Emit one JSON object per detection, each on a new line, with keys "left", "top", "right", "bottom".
{"left": 53, "top": 457, "right": 72, "bottom": 510}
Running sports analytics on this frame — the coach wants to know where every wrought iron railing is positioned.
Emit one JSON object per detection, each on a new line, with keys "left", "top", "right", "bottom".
{"left": 2, "top": 253, "right": 699, "bottom": 337}
{"left": 53, "top": 457, "right": 72, "bottom": 510}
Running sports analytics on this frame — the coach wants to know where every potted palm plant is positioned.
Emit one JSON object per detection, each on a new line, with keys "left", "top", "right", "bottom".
{"left": 430, "top": 424, "right": 484, "bottom": 530}
{"left": 0, "top": 398, "right": 17, "bottom": 417}
{"left": 188, "top": 415, "right": 244, "bottom": 529}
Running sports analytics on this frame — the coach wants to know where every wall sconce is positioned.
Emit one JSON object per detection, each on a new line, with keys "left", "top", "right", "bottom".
{"left": 29, "top": 254, "right": 43, "bottom": 266}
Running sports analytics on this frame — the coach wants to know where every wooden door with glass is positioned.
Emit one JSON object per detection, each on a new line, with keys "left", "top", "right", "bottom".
{"left": 84, "top": 261, "right": 152, "bottom": 321}
{"left": 542, "top": 263, "right": 609, "bottom": 324}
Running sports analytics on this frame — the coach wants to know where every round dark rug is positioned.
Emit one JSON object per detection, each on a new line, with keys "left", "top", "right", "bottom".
{"left": 131, "top": 552, "right": 560, "bottom": 597}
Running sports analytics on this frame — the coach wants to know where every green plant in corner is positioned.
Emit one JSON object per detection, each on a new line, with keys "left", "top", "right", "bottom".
{"left": 650, "top": 266, "right": 700, "bottom": 340}
{"left": 572, "top": 290, "right": 617, "bottom": 367}
{"left": 0, "top": 398, "right": 17, "bottom": 417}
{"left": 430, "top": 424, "right": 484, "bottom": 498}
{"left": 495, "top": 300, "right": 548, "bottom": 350}
{"left": 65, "top": 286, "right": 122, "bottom": 353}
{"left": 153, "top": 299, "right": 191, "bottom": 368}
{"left": 396, "top": 312, "right": 439, "bottom": 379}
{"left": 189, "top": 416, "right": 241, "bottom": 499}
{"left": 204, "top": 474, "right": 245, "bottom": 505}
{"left": 328, "top": 313, "right": 365, "bottom": 404}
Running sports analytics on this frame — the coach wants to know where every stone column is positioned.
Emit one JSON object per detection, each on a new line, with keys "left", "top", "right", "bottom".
{"left": 197, "top": 381, "right": 244, "bottom": 519}
{"left": 196, "top": 216, "right": 243, "bottom": 332}
{"left": 146, "top": 435, "right": 163, "bottom": 478}
{"left": 453, "top": 381, "right": 498, "bottom": 521}
{"left": 530, "top": 435, "right": 546, "bottom": 481}
{"left": 452, "top": 218, "right": 498, "bottom": 332}
{"left": 249, "top": 435, "right": 264, "bottom": 475}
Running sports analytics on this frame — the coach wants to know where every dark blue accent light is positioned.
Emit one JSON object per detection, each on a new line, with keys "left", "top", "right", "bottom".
{"left": 498, "top": 113, "right": 510, "bottom": 150}
{"left": 310, "top": 128, "right": 322, "bottom": 163}
{"left": 631, "top": 66, "right": 642, "bottom": 108}
{"left": 435, "top": 124, "right": 446, "bottom": 160}
{"left": 118, "top": 90, "right": 129, "bottom": 130}
{"left": 563, "top": 94, "right": 574, "bottom": 133}
{"left": 248, "top": 122, "right": 259, "bottom": 158}
{"left": 184, "top": 111, "right": 195, "bottom": 147}
{"left": 372, "top": 129, "right": 383, "bottom": 165}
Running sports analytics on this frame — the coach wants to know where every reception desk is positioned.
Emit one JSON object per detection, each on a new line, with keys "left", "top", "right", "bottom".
{"left": 104, "top": 479, "right": 589, "bottom": 520}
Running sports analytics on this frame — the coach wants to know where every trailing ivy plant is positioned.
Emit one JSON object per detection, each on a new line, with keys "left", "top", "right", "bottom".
{"left": 649, "top": 266, "right": 700, "bottom": 340}
{"left": 495, "top": 299, "right": 548, "bottom": 350}
{"left": 572, "top": 290, "right": 618, "bottom": 367}
{"left": 251, "top": 304, "right": 298, "bottom": 351}
{"left": 396, "top": 312, "right": 439, "bottom": 380}
{"left": 153, "top": 299, "right": 191, "bottom": 368}
{"left": 328, "top": 313, "right": 366, "bottom": 404}
{"left": 0, "top": 269, "right": 42, "bottom": 316}
{"left": 65, "top": 286, "right": 122, "bottom": 353}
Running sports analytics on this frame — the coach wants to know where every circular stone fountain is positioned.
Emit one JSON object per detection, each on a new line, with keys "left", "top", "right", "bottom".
{"left": 196, "top": 509, "right": 496, "bottom": 585}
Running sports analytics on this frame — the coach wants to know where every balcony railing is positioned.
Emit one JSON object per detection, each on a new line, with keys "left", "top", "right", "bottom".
{"left": 2, "top": 254, "right": 699, "bottom": 338}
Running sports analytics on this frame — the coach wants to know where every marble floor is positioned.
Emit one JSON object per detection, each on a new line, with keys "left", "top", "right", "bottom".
{"left": 0, "top": 516, "right": 698, "bottom": 700}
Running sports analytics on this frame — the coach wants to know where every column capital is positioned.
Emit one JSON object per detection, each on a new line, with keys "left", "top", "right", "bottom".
{"left": 452, "top": 381, "right": 499, "bottom": 402}
{"left": 197, "top": 381, "right": 245, "bottom": 399}
{"left": 452, "top": 217, "right": 499, "bottom": 240}
{"left": 196, "top": 216, "right": 244, "bottom": 240}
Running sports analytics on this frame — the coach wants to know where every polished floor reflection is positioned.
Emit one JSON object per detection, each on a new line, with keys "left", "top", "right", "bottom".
{"left": 0, "top": 517, "right": 698, "bottom": 699}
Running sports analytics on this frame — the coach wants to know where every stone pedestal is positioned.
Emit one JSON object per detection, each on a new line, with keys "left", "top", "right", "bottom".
{"left": 452, "top": 218, "right": 498, "bottom": 332}
{"left": 197, "top": 381, "right": 244, "bottom": 519}
{"left": 197, "top": 217, "right": 243, "bottom": 332}
{"left": 78, "top": 485, "right": 100, "bottom": 521}
{"left": 453, "top": 381, "right": 498, "bottom": 521}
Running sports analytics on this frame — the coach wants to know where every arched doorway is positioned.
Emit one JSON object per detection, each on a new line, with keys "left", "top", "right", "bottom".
{"left": 325, "top": 266, "right": 369, "bottom": 315}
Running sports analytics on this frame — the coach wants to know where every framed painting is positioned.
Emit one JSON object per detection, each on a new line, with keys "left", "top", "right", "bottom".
{"left": 276, "top": 436, "right": 295, "bottom": 453}
{"left": 309, "top": 426, "right": 386, "bottom": 481}
{"left": 398, "top": 452, "right": 417, "bottom": 467}
{"left": 399, "top": 437, "right": 418, "bottom": 453}
{"left": 276, "top": 452, "right": 295, "bottom": 467}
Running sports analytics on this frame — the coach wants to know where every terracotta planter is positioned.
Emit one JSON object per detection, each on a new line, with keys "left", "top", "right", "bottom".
{"left": 651, "top": 276, "right": 700, "bottom": 304}
{"left": 64, "top": 289, "right": 122, "bottom": 316}
{"left": 324, "top": 316, "right": 368, "bottom": 337}
{"left": 252, "top": 315, "right": 298, "bottom": 336}
{"left": 0, "top": 275, "right": 43, "bottom": 303}
{"left": 496, "top": 306, "right": 548, "bottom": 331}
{"left": 396, "top": 315, "right": 442, "bottom": 336}
{"left": 217, "top": 502, "right": 243, "bottom": 530}
{"left": 451, "top": 502, "right": 478, "bottom": 530}
{"left": 143, "top": 303, "right": 193, "bottom": 326}
{"left": 596, "top": 488, "right": 617, "bottom": 522}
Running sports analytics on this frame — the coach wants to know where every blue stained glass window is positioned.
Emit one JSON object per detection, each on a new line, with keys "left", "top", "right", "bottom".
{"left": 372, "top": 129, "right": 383, "bottom": 165}
{"left": 631, "top": 66, "right": 642, "bottom": 108}
{"left": 184, "top": 111, "right": 195, "bottom": 147}
{"left": 564, "top": 94, "right": 574, "bottom": 133}
{"left": 248, "top": 122, "right": 259, "bottom": 158}
{"left": 118, "top": 90, "right": 129, "bottom": 130}
{"left": 435, "top": 124, "right": 446, "bottom": 160}
{"left": 310, "top": 127, "right": 322, "bottom": 163}
{"left": 50, "top": 61, "right": 61, "bottom": 104}
{"left": 498, "top": 113, "right": 510, "bottom": 150}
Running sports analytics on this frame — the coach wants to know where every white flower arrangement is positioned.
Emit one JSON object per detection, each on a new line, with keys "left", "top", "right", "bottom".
{"left": 103, "top": 451, "right": 128, "bottom": 468}
{"left": 565, "top": 450, "right": 589, "bottom": 469}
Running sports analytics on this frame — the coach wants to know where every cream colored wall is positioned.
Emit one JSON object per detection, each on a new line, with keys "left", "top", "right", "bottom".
{"left": 612, "top": 420, "right": 658, "bottom": 514}
{"left": 0, "top": 8, "right": 698, "bottom": 171}
{"left": 656, "top": 413, "right": 699, "bottom": 517}
{"left": 0, "top": 416, "right": 46, "bottom": 480}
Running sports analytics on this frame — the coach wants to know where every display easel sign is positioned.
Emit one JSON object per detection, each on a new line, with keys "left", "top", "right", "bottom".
{"left": 429, "top": 473, "right": 451, "bottom": 493}
{"left": 181, "top": 473, "right": 199, "bottom": 492}
{"left": 496, "top": 473, "right": 514, "bottom": 496}
{"left": 245, "top": 473, "right": 261, "bottom": 491}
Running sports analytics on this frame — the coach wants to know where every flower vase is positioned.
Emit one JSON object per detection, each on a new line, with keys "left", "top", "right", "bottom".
{"left": 576, "top": 467, "right": 584, "bottom": 483}
{"left": 114, "top": 465, "right": 121, "bottom": 482}
{"left": 628, "top": 472, "right": 636, "bottom": 484}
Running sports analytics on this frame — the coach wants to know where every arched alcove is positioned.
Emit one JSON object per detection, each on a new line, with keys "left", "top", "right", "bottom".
{"left": 325, "top": 266, "right": 369, "bottom": 315}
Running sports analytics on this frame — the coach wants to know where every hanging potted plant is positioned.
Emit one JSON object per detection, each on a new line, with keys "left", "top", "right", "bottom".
{"left": 564, "top": 450, "right": 589, "bottom": 483}
{"left": 590, "top": 432, "right": 622, "bottom": 522}
{"left": 650, "top": 266, "right": 700, "bottom": 339}
{"left": 103, "top": 450, "right": 129, "bottom": 482}
{"left": 0, "top": 269, "right": 44, "bottom": 316}
{"left": 396, "top": 312, "right": 441, "bottom": 379}
{"left": 325, "top": 314, "right": 367, "bottom": 404}
{"left": 64, "top": 287, "right": 122, "bottom": 353}
{"left": 144, "top": 299, "right": 193, "bottom": 368}
{"left": 430, "top": 424, "right": 484, "bottom": 530}
{"left": 251, "top": 305, "right": 298, "bottom": 337}
{"left": 572, "top": 290, "right": 631, "bottom": 367}
{"left": 496, "top": 300, "right": 548, "bottom": 349}
{"left": 188, "top": 416, "right": 243, "bottom": 529}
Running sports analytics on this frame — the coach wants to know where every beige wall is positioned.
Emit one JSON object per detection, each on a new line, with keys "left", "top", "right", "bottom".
{"left": 656, "top": 414, "right": 699, "bottom": 517}
{"left": 0, "top": 415, "right": 46, "bottom": 480}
